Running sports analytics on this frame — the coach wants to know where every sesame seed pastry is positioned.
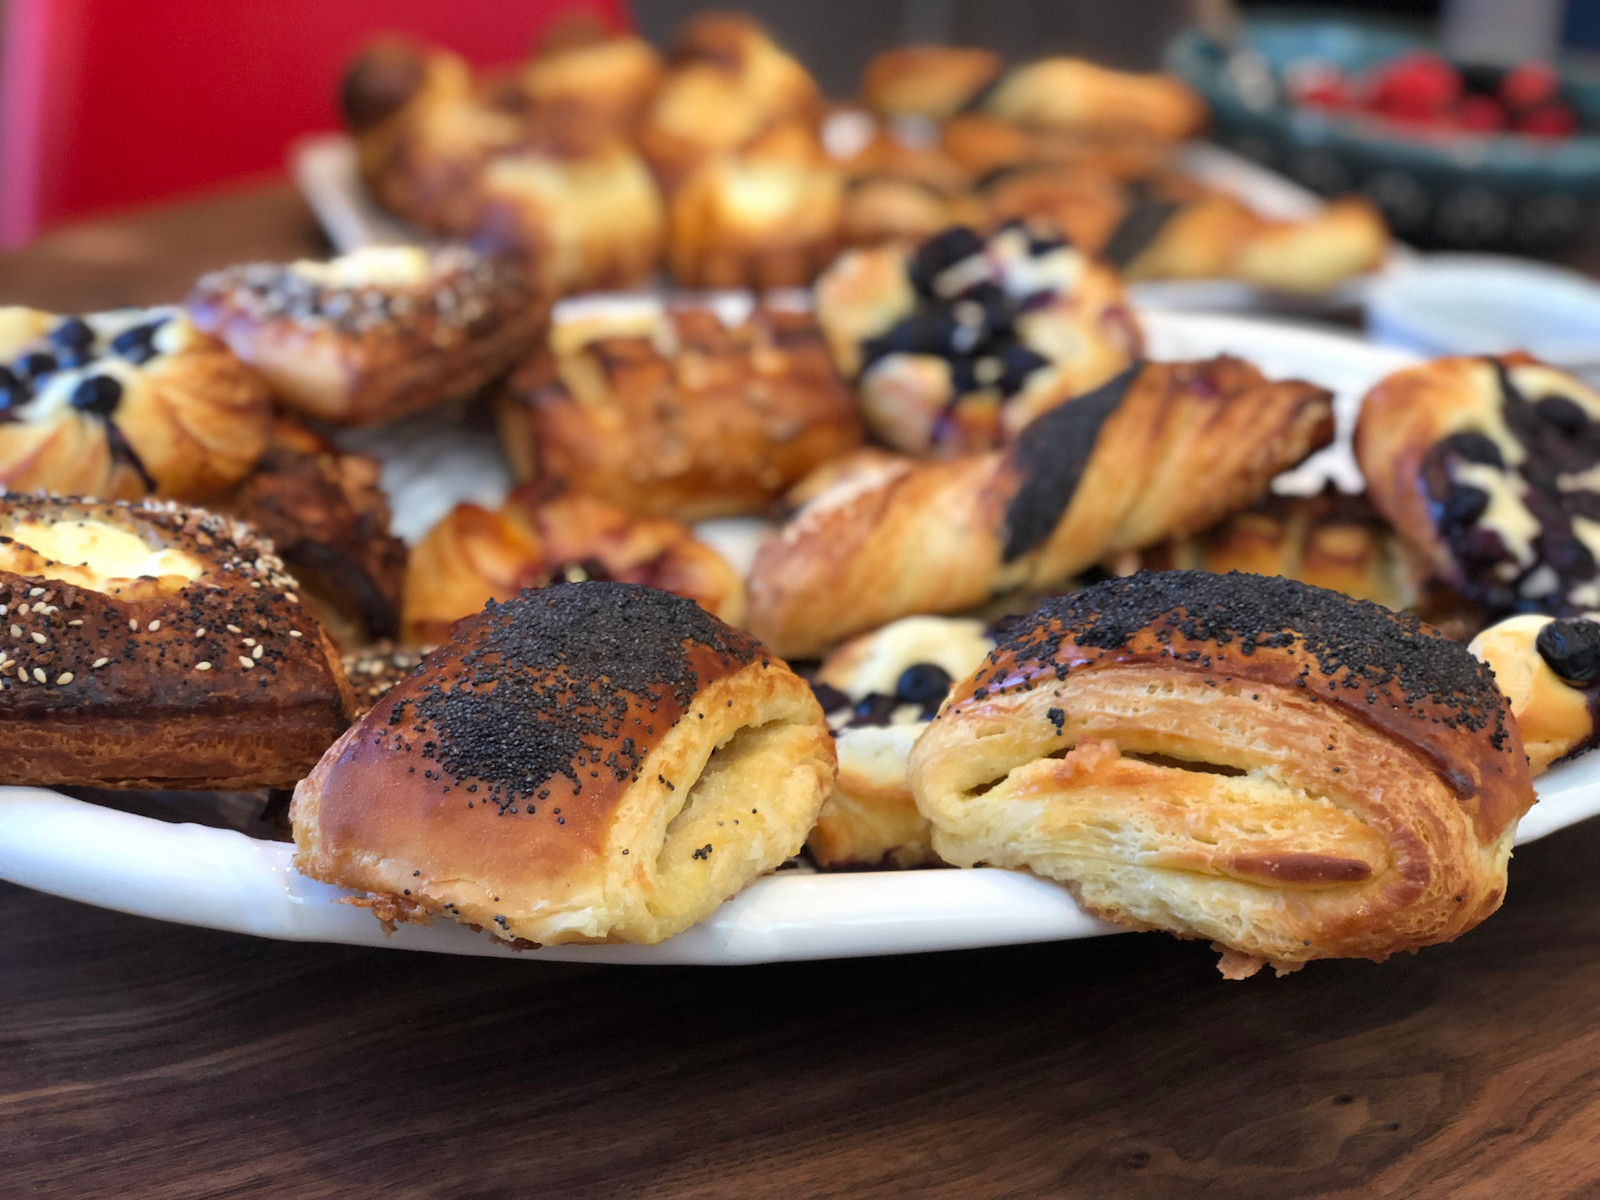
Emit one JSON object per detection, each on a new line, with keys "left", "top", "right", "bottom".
{"left": 746, "top": 356, "right": 1335, "bottom": 658}
{"left": 187, "top": 245, "right": 545, "bottom": 427}
{"left": 908, "top": 571, "right": 1536, "bottom": 979}
{"left": 1356, "top": 353, "right": 1600, "bottom": 620}
{"left": 814, "top": 220, "right": 1142, "bottom": 456}
{"left": 401, "top": 483, "right": 746, "bottom": 646}
{"left": 807, "top": 616, "right": 996, "bottom": 870}
{"left": 1470, "top": 614, "right": 1600, "bottom": 775}
{"left": 0, "top": 306, "right": 272, "bottom": 502}
{"left": 0, "top": 493, "right": 352, "bottom": 791}
{"left": 213, "top": 421, "right": 407, "bottom": 646}
{"left": 293, "top": 582, "right": 837, "bottom": 946}
{"left": 342, "top": 642, "right": 430, "bottom": 721}
{"left": 497, "top": 293, "right": 861, "bottom": 522}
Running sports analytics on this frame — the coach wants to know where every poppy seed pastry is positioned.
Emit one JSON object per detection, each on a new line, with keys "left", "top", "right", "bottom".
{"left": 807, "top": 616, "right": 996, "bottom": 869}
{"left": 401, "top": 483, "right": 746, "bottom": 645}
{"left": 746, "top": 356, "right": 1335, "bottom": 657}
{"left": 292, "top": 582, "right": 837, "bottom": 946}
{"left": 813, "top": 221, "right": 1141, "bottom": 456}
{"left": 0, "top": 493, "right": 352, "bottom": 790}
{"left": 1470, "top": 613, "right": 1600, "bottom": 775}
{"left": 1356, "top": 354, "right": 1600, "bottom": 618}
{"left": 0, "top": 306, "right": 272, "bottom": 501}
{"left": 187, "top": 245, "right": 546, "bottom": 426}
{"left": 908, "top": 571, "right": 1536, "bottom": 978}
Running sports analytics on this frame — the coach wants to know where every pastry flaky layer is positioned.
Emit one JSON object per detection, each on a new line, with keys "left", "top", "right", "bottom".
{"left": 293, "top": 582, "right": 837, "bottom": 946}
{"left": 908, "top": 571, "right": 1536, "bottom": 978}
{"left": 0, "top": 493, "right": 352, "bottom": 790}
{"left": 747, "top": 355, "right": 1334, "bottom": 658}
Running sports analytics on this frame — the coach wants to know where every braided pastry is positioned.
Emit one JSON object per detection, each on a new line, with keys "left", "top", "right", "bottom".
{"left": 402, "top": 483, "right": 746, "bottom": 645}
{"left": 747, "top": 356, "right": 1335, "bottom": 657}
{"left": 497, "top": 293, "right": 860, "bottom": 521}
{"left": 188, "top": 245, "right": 544, "bottom": 426}
{"left": 909, "top": 572, "right": 1536, "bottom": 978}
{"left": 0, "top": 306, "right": 271, "bottom": 501}
{"left": 814, "top": 221, "right": 1141, "bottom": 456}
{"left": 808, "top": 616, "right": 995, "bottom": 869}
{"left": 0, "top": 493, "right": 351, "bottom": 790}
{"left": 1471, "top": 614, "right": 1600, "bottom": 775}
{"left": 1355, "top": 354, "right": 1600, "bottom": 617}
{"left": 293, "top": 582, "right": 836, "bottom": 946}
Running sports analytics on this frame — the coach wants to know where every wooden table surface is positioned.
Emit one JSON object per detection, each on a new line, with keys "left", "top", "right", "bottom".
{"left": 4, "top": 185, "right": 1600, "bottom": 1200}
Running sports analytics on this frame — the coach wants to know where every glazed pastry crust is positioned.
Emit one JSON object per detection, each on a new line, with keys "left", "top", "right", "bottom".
{"left": 498, "top": 295, "right": 861, "bottom": 521}
{"left": 187, "top": 246, "right": 546, "bottom": 426}
{"left": 0, "top": 494, "right": 352, "bottom": 789}
{"left": 293, "top": 582, "right": 837, "bottom": 946}
{"left": 402, "top": 483, "right": 746, "bottom": 645}
{"left": 908, "top": 572, "right": 1535, "bottom": 977}
{"left": 747, "top": 357, "right": 1335, "bottom": 657}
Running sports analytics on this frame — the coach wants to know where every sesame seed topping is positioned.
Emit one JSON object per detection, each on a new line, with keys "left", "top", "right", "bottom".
{"left": 28, "top": 588, "right": 43, "bottom": 598}
{"left": 55, "top": 673, "right": 72, "bottom": 686}
{"left": 238, "top": 656, "right": 254, "bottom": 669}
{"left": 195, "top": 628, "right": 206, "bottom": 637}
{"left": 92, "top": 658, "right": 109, "bottom": 668}
{"left": 286, "top": 593, "right": 300, "bottom": 604}
{"left": 289, "top": 630, "right": 303, "bottom": 638}
{"left": 252, "top": 644, "right": 264, "bottom": 659}
{"left": 147, "top": 620, "right": 161, "bottom": 632}
{"left": 128, "top": 619, "right": 138, "bottom": 632}
{"left": 227, "top": 625, "right": 242, "bottom": 634}
{"left": 32, "top": 668, "right": 45, "bottom": 683}
{"left": 67, "top": 620, "right": 82, "bottom": 627}
{"left": 196, "top": 662, "right": 212, "bottom": 671}
{"left": 243, "top": 638, "right": 255, "bottom": 646}
{"left": 30, "top": 632, "right": 45, "bottom": 645}
{"left": 8, "top": 625, "right": 19, "bottom": 638}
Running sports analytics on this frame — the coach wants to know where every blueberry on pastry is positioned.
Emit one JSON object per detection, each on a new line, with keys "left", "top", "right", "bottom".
{"left": 292, "top": 582, "right": 837, "bottom": 946}
{"left": 1470, "top": 614, "right": 1600, "bottom": 775}
{"left": 214, "top": 421, "right": 406, "bottom": 645}
{"left": 909, "top": 571, "right": 1536, "bottom": 978}
{"left": 814, "top": 221, "right": 1141, "bottom": 456}
{"left": 497, "top": 292, "right": 861, "bottom": 521}
{"left": 1356, "top": 354, "right": 1600, "bottom": 617}
{"left": 808, "top": 616, "right": 996, "bottom": 869}
{"left": 747, "top": 356, "right": 1334, "bottom": 657}
{"left": 0, "top": 306, "right": 272, "bottom": 502}
{"left": 0, "top": 493, "right": 352, "bottom": 790}
{"left": 402, "top": 482, "right": 746, "bottom": 646}
{"left": 187, "top": 245, "right": 545, "bottom": 426}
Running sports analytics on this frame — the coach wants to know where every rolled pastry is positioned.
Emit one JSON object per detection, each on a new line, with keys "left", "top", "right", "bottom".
{"left": 909, "top": 571, "right": 1536, "bottom": 978}
{"left": 293, "top": 582, "right": 837, "bottom": 945}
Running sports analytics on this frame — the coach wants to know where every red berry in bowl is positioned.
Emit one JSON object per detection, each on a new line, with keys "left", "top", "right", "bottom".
{"left": 1456, "top": 94, "right": 1509, "bottom": 132}
{"left": 1370, "top": 51, "right": 1462, "bottom": 120}
{"left": 1500, "top": 62, "right": 1560, "bottom": 111}
{"left": 1517, "top": 101, "right": 1579, "bottom": 138}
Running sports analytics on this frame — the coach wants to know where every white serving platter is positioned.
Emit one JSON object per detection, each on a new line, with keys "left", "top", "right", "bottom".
{"left": 289, "top": 134, "right": 1408, "bottom": 315}
{"left": 2, "top": 311, "right": 1595, "bottom": 964}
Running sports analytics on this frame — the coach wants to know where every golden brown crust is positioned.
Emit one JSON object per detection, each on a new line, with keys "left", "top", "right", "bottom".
{"left": 214, "top": 421, "right": 406, "bottom": 645}
{"left": 293, "top": 582, "right": 836, "bottom": 945}
{"left": 814, "top": 221, "right": 1141, "bottom": 456}
{"left": 747, "top": 357, "right": 1335, "bottom": 657}
{"left": 0, "top": 306, "right": 272, "bottom": 502}
{"left": 1355, "top": 353, "right": 1600, "bottom": 616}
{"left": 940, "top": 112, "right": 1178, "bottom": 182}
{"left": 187, "top": 246, "right": 547, "bottom": 426}
{"left": 401, "top": 483, "right": 746, "bottom": 645}
{"left": 521, "top": 25, "right": 664, "bottom": 137}
{"left": 909, "top": 572, "right": 1535, "bottom": 975}
{"left": 981, "top": 58, "right": 1207, "bottom": 142}
{"left": 0, "top": 493, "right": 351, "bottom": 789}
{"left": 858, "top": 46, "right": 1005, "bottom": 121}
{"left": 497, "top": 294, "right": 861, "bottom": 521}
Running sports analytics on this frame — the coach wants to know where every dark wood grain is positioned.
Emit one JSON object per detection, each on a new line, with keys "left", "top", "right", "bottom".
{"left": 5, "top": 183, "right": 1600, "bottom": 1200}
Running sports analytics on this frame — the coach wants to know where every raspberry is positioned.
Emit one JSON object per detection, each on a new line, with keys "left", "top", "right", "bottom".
{"left": 1369, "top": 51, "right": 1462, "bottom": 121}
{"left": 1500, "top": 62, "right": 1560, "bottom": 111}
{"left": 1456, "top": 94, "right": 1508, "bottom": 133}
{"left": 1517, "top": 100, "right": 1579, "bottom": 138}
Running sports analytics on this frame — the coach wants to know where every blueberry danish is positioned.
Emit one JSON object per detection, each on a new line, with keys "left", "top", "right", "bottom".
{"left": 0, "top": 306, "right": 271, "bottom": 501}
{"left": 813, "top": 220, "right": 1141, "bottom": 456}
{"left": 1471, "top": 613, "right": 1600, "bottom": 774}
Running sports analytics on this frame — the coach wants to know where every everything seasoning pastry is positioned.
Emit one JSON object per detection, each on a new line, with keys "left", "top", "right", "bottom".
{"left": 908, "top": 571, "right": 1536, "bottom": 978}
{"left": 293, "top": 582, "right": 836, "bottom": 945}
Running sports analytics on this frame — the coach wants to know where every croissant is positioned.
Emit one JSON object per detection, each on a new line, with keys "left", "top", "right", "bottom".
{"left": 0, "top": 306, "right": 272, "bottom": 501}
{"left": 402, "top": 483, "right": 746, "bottom": 645}
{"left": 814, "top": 220, "right": 1141, "bottom": 456}
{"left": 1470, "top": 614, "right": 1600, "bottom": 774}
{"left": 0, "top": 493, "right": 352, "bottom": 789}
{"left": 909, "top": 571, "right": 1536, "bottom": 978}
{"left": 807, "top": 616, "right": 995, "bottom": 869}
{"left": 980, "top": 58, "right": 1207, "bottom": 142}
{"left": 187, "top": 245, "right": 546, "bottom": 426}
{"left": 520, "top": 20, "right": 664, "bottom": 137}
{"left": 858, "top": 45, "right": 1006, "bottom": 122}
{"left": 293, "top": 582, "right": 837, "bottom": 945}
{"left": 497, "top": 293, "right": 861, "bottom": 521}
{"left": 214, "top": 421, "right": 407, "bottom": 646}
{"left": 746, "top": 356, "right": 1335, "bottom": 658}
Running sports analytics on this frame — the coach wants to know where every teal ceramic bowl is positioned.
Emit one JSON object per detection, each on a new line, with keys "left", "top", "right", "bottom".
{"left": 1166, "top": 12, "right": 1600, "bottom": 249}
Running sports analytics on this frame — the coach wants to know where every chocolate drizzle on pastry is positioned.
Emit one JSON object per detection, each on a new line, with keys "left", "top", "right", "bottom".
{"left": 1421, "top": 357, "right": 1600, "bottom": 615}
{"left": 378, "top": 582, "right": 761, "bottom": 812}
{"left": 973, "top": 571, "right": 1516, "bottom": 793}
{"left": 1001, "top": 361, "right": 1141, "bottom": 561}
